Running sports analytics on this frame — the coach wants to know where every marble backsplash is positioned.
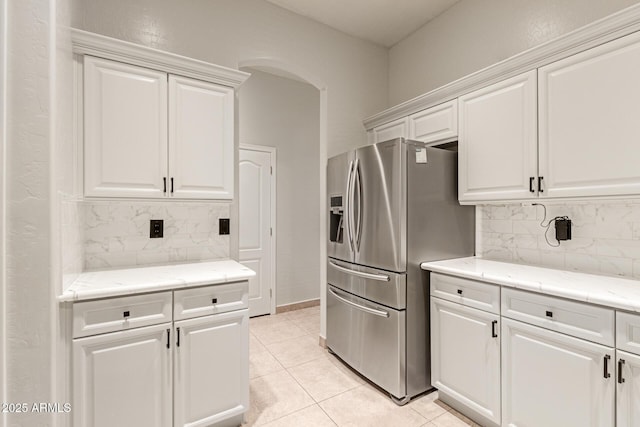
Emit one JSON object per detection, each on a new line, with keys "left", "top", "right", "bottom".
{"left": 477, "top": 201, "right": 640, "bottom": 279}
{"left": 62, "top": 198, "right": 85, "bottom": 288}
{"left": 83, "top": 201, "right": 230, "bottom": 270}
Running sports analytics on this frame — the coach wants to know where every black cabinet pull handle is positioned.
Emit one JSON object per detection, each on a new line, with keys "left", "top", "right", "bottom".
{"left": 171, "top": 177, "right": 174, "bottom": 193}
{"left": 529, "top": 177, "right": 535, "bottom": 193}
{"left": 212, "top": 298, "right": 218, "bottom": 304}
{"left": 491, "top": 320, "right": 498, "bottom": 338}
{"left": 457, "top": 289, "right": 463, "bottom": 295}
{"left": 538, "top": 176, "right": 544, "bottom": 193}
{"left": 604, "top": 354, "right": 611, "bottom": 378}
{"left": 619, "top": 359, "right": 626, "bottom": 383}
{"left": 123, "top": 311, "right": 130, "bottom": 318}
{"left": 546, "top": 311, "right": 553, "bottom": 318}
{"left": 166, "top": 329, "right": 170, "bottom": 349}
{"left": 176, "top": 327, "right": 180, "bottom": 347}
{"left": 163, "top": 177, "right": 167, "bottom": 193}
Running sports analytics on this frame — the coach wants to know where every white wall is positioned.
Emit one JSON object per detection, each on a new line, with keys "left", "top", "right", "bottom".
{"left": 239, "top": 69, "right": 321, "bottom": 307}
{"left": 389, "top": 0, "right": 639, "bottom": 105}
{"left": 0, "top": 0, "right": 6, "bottom": 420}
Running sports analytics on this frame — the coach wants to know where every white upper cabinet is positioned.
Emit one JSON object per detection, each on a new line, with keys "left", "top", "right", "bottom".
{"left": 371, "top": 117, "right": 408, "bottom": 144}
{"left": 169, "top": 75, "right": 234, "bottom": 199}
{"left": 539, "top": 31, "right": 640, "bottom": 199}
{"left": 458, "top": 70, "right": 538, "bottom": 202}
{"left": 408, "top": 99, "right": 458, "bottom": 144}
{"left": 77, "top": 30, "right": 248, "bottom": 200}
{"left": 84, "top": 56, "right": 168, "bottom": 198}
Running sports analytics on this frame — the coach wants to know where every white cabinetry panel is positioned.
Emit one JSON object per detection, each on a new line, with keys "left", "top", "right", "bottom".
{"left": 371, "top": 117, "right": 408, "bottom": 144}
{"left": 502, "top": 318, "right": 614, "bottom": 427}
{"left": 408, "top": 100, "right": 457, "bottom": 144}
{"left": 84, "top": 56, "right": 168, "bottom": 198}
{"left": 173, "top": 310, "right": 249, "bottom": 427}
{"left": 617, "top": 349, "right": 640, "bottom": 427}
{"left": 539, "top": 31, "right": 640, "bottom": 198}
{"left": 431, "top": 298, "right": 500, "bottom": 424}
{"left": 73, "top": 323, "right": 172, "bottom": 427}
{"left": 458, "top": 70, "right": 538, "bottom": 202}
{"left": 169, "top": 75, "right": 234, "bottom": 199}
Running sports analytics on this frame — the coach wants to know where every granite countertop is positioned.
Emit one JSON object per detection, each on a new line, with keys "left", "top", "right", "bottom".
{"left": 59, "top": 259, "right": 255, "bottom": 302}
{"left": 421, "top": 257, "right": 640, "bottom": 313}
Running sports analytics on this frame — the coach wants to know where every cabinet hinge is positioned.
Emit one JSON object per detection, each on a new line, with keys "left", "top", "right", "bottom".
{"left": 270, "top": 227, "right": 273, "bottom": 236}
{"left": 270, "top": 166, "right": 273, "bottom": 175}
{"left": 270, "top": 288, "right": 272, "bottom": 299}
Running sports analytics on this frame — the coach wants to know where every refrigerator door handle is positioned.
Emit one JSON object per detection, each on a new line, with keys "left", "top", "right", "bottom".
{"left": 328, "top": 260, "right": 390, "bottom": 282}
{"left": 346, "top": 160, "right": 355, "bottom": 253}
{"left": 354, "top": 159, "right": 363, "bottom": 251}
{"left": 328, "top": 287, "right": 390, "bottom": 318}
{"left": 349, "top": 158, "right": 358, "bottom": 254}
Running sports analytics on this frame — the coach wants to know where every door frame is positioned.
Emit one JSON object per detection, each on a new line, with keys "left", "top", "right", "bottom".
{"left": 239, "top": 143, "right": 277, "bottom": 315}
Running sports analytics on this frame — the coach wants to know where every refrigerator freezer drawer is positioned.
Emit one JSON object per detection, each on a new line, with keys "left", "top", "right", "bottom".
{"left": 327, "top": 285, "right": 406, "bottom": 399}
{"left": 327, "top": 258, "right": 406, "bottom": 310}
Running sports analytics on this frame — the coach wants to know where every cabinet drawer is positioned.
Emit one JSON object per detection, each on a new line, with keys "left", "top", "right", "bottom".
{"left": 501, "top": 288, "right": 614, "bottom": 346}
{"left": 430, "top": 273, "right": 500, "bottom": 314}
{"left": 174, "top": 281, "right": 248, "bottom": 321}
{"left": 616, "top": 311, "right": 640, "bottom": 355}
{"left": 73, "top": 292, "right": 173, "bottom": 338}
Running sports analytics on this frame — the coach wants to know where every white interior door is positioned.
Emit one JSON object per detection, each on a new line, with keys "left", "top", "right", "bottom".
{"left": 239, "top": 145, "right": 275, "bottom": 317}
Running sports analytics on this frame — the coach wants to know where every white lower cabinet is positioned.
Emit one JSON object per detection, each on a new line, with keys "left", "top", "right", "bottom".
{"left": 501, "top": 317, "right": 614, "bottom": 427}
{"left": 431, "top": 297, "right": 501, "bottom": 424}
{"left": 616, "top": 350, "right": 640, "bottom": 427}
{"left": 174, "top": 310, "right": 249, "bottom": 427}
{"left": 72, "top": 282, "right": 249, "bottom": 427}
{"left": 73, "top": 323, "right": 173, "bottom": 427}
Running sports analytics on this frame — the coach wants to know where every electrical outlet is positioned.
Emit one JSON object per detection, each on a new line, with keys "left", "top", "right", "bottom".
{"left": 150, "top": 219, "right": 164, "bottom": 238}
{"left": 219, "top": 218, "right": 230, "bottom": 235}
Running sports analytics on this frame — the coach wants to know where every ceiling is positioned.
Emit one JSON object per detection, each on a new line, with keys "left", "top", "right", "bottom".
{"left": 265, "top": 0, "right": 461, "bottom": 48}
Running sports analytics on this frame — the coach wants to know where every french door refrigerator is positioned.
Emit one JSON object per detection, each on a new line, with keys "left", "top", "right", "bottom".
{"left": 327, "top": 138, "right": 475, "bottom": 404}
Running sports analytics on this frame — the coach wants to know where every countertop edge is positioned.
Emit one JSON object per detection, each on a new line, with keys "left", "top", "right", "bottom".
{"left": 421, "top": 258, "right": 640, "bottom": 313}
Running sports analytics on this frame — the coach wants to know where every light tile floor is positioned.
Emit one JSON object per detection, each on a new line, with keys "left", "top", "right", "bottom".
{"left": 246, "top": 306, "right": 480, "bottom": 427}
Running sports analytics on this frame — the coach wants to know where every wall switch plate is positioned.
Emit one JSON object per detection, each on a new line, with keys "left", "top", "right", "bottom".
{"left": 150, "top": 219, "right": 164, "bottom": 238}
{"left": 219, "top": 218, "right": 230, "bottom": 235}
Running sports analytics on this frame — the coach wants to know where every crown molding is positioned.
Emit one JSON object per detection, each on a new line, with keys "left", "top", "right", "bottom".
{"left": 71, "top": 28, "right": 250, "bottom": 88}
{"left": 364, "top": 3, "right": 640, "bottom": 130}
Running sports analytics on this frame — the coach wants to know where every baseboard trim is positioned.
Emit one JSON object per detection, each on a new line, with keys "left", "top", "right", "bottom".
{"left": 275, "top": 298, "right": 319, "bottom": 314}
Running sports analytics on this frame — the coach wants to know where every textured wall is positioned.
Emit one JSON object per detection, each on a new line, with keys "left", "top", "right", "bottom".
{"left": 5, "top": 0, "right": 55, "bottom": 424}
{"left": 478, "top": 201, "right": 640, "bottom": 278}
{"left": 83, "top": 201, "right": 230, "bottom": 269}
{"left": 389, "top": 0, "right": 639, "bottom": 105}
{"left": 239, "top": 69, "right": 321, "bottom": 306}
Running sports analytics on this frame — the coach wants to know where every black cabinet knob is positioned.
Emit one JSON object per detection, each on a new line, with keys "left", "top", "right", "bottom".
{"left": 123, "top": 311, "right": 130, "bottom": 318}
{"left": 546, "top": 311, "right": 553, "bottom": 318}
{"left": 212, "top": 298, "right": 218, "bottom": 304}
{"left": 457, "top": 289, "right": 463, "bottom": 295}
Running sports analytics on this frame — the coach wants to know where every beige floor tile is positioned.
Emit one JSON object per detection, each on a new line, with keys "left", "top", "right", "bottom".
{"left": 297, "top": 314, "right": 321, "bottom": 336}
{"left": 431, "top": 411, "right": 475, "bottom": 427}
{"left": 250, "top": 314, "right": 290, "bottom": 328}
{"left": 325, "top": 354, "right": 366, "bottom": 385}
{"left": 319, "top": 385, "right": 427, "bottom": 427}
{"left": 261, "top": 404, "right": 336, "bottom": 427}
{"left": 251, "top": 319, "right": 308, "bottom": 345}
{"left": 246, "top": 370, "right": 315, "bottom": 426}
{"left": 265, "top": 334, "right": 327, "bottom": 368}
{"left": 288, "top": 356, "right": 362, "bottom": 402}
{"left": 250, "top": 350, "right": 284, "bottom": 379}
{"left": 409, "top": 392, "right": 449, "bottom": 421}
{"left": 280, "top": 305, "right": 320, "bottom": 321}
{"left": 250, "top": 333, "right": 267, "bottom": 355}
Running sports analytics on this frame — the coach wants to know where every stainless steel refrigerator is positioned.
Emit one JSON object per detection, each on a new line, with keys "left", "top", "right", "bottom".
{"left": 326, "top": 137, "right": 475, "bottom": 404}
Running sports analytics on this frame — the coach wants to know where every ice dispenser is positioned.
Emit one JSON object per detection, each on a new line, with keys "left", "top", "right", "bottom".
{"left": 329, "top": 195, "right": 344, "bottom": 243}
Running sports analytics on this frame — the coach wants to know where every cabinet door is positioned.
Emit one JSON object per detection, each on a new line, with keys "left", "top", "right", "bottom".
{"left": 431, "top": 298, "right": 500, "bottom": 424}
{"left": 458, "top": 70, "right": 538, "bottom": 202}
{"left": 539, "top": 31, "right": 640, "bottom": 198}
{"left": 169, "top": 75, "right": 234, "bottom": 199}
{"left": 84, "top": 56, "right": 168, "bottom": 198}
{"left": 617, "top": 349, "right": 640, "bottom": 427}
{"left": 173, "top": 309, "right": 249, "bottom": 427}
{"left": 73, "top": 323, "right": 172, "bottom": 427}
{"left": 502, "top": 318, "right": 614, "bottom": 427}
{"left": 408, "top": 100, "right": 457, "bottom": 144}
{"left": 371, "top": 117, "right": 408, "bottom": 144}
